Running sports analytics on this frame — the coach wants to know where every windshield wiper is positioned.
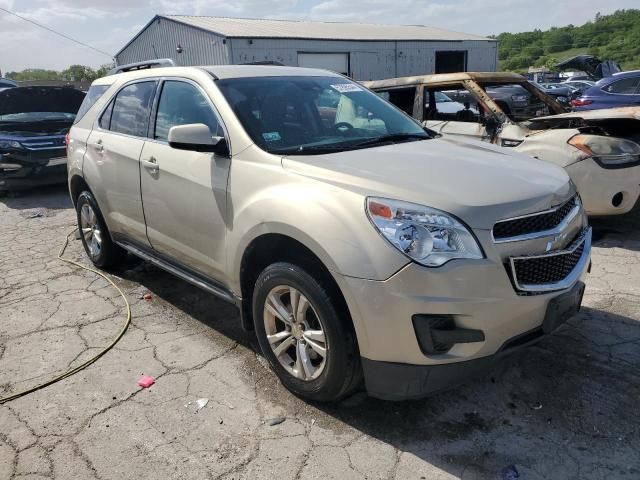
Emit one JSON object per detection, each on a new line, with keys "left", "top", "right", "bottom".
{"left": 270, "top": 144, "right": 357, "bottom": 155}
{"left": 349, "top": 133, "right": 429, "bottom": 148}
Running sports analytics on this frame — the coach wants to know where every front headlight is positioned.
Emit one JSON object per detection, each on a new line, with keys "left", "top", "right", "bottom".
{"left": 366, "top": 197, "right": 484, "bottom": 267}
{"left": 0, "top": 140, "right": 22, "bottom": 150}
{"left": 569, "top": 134, "right": 640, "bottom": 169}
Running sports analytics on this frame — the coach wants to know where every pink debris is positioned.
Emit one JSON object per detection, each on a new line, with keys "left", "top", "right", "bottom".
{"left": 143, "top": 293, "right": 153, "bottom": 301}
{"left": 137, "top": 375, "right": 155, "bottom": 388}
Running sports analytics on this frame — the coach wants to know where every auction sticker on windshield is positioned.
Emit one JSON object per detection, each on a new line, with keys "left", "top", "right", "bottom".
{"left": 331, "top": 84, "right": 362, "bottom": 93}
{"left": 262, "top": 132, "right": 282, "bottom": 142}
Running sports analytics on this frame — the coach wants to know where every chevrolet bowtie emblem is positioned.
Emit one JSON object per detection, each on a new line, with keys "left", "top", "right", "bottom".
{"left": 546, "top": 230, "right": 570, "bottom": 252}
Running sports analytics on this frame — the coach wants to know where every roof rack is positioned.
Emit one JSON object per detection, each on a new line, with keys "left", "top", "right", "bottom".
{"left": 240, "top": 61, "right": 285, "bottom": 66}
{"left": 109, "top": 58, "right": 176, "bottom": 75}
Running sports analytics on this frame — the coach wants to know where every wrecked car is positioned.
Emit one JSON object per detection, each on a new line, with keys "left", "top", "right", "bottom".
{"left": 556, "top": 55, "right": 622, "bottom": 81}
{"left": 0, "top": 86, "right": 85, "bottom": 193}
{"left": 363, "top": 72, "right": 640, "bottom": 216}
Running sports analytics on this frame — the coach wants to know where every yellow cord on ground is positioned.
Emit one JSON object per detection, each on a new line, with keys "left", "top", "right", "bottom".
{"left": 0, "top": 229, "right": 132, "bottom": 404}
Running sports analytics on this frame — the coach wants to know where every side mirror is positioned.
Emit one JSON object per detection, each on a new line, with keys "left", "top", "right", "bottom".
{"left": 168, "top": 123, "right": 229, "bottom": 156}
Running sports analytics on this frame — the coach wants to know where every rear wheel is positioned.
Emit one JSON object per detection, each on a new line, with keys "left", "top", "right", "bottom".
{"left": 253, "top": 262, "right": 361, "bottom": 402}
{"left": 76, "top": 191, "right": 124, "bottom": 269}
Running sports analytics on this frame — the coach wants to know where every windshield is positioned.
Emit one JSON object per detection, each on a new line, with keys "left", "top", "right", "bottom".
{"left": 216, "top": 76, "right": 429, "bottom": 154}
{"left": 0, "top": 112, "right": 76, "bottom": 122}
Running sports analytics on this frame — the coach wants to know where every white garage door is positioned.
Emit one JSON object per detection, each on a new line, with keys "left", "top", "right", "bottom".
{"left": 297, "top": 53, "right": 349, "bottom": 75}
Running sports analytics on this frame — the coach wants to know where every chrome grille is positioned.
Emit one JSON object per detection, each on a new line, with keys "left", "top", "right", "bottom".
{"left": 509, "top": 228, "right": 591, "bottom": 293}
{"left": 493, "top": 196, "right": 577, "bottom": 242}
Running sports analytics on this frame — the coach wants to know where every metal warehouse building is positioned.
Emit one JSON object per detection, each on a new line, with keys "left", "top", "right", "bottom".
{"left": 115, "top": 16, "right": 498, "bottom": 80}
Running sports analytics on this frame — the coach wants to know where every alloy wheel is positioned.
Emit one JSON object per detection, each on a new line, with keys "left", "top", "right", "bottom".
{"left": 263, "top": 285, "right": 327, "bottom": 381}
{"left": 79, "top": 203, "right": 102, "bottom": 259}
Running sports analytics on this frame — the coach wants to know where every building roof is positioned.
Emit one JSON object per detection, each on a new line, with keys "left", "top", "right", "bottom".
{"left": 159, "top": 15, "right": 494, "bottom": 42}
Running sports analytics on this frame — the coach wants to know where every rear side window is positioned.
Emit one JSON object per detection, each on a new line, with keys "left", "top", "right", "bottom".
{"left": 73, "top": 84, "right": 109, "bottom": 124}
{"left": 109, "top": 81, "right": 156, "bottom": 137}
{"left": 154, "top": 81, "right": 220, "bottom": 141}
{"left": 603, "top": 77, "right": 640, "bottom": 94}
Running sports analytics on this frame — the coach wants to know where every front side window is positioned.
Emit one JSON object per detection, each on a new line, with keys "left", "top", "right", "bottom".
{"left": 154, "top": 81, "right": 220, "bottom": 141}
{"left": 604, "top": 77, "right": 640, "bottom": 95}
{"left": 424, "top": 86, "right": 483, "bottom": 123}
{"left": 217, "top": 76, "right": 429, "bottom": 155}
{"left": 109, "top": 81, "right": 156, "bottom": 137}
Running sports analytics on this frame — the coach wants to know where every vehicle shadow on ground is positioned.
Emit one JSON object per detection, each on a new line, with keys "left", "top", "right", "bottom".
{"left": 591, "top": 207, "right": 640, "bottom": 251}
{"left": 314, "top": 305, "right": 640, "bottom": 478}
{"left": 117, "top": 257, "right": 255, "bottom": 352}
{"left": 0, "top": 185, "right": 71, "bottom": 211}
{"left": 113, "top": 255, "right": 640, "bottom": 478}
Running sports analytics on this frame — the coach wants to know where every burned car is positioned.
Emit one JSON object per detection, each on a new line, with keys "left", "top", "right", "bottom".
{"left": 363, "top": 72, "right": 640, "bottom": 216}
{"left": 0, "top": 86, "right": 85, "bottom": 193}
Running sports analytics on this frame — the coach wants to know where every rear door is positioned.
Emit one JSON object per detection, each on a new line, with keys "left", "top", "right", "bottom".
{"left": 84, "top": 80, "right": 157, "bottom": 244}
{"left": 599, "top": 77, "right": 640, "bottom": 108}
{"left": 139, "top": 79, "right": 230, "bottom": 280}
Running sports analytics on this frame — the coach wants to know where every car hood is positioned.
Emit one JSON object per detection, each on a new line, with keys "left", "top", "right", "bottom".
{"left": 282, "top": 137, "right": 572, "bottom": 229}
{"left": 0, "top": 86, "right": 85, "bottom": 116}
{"left": 556, "top": 55, "right": 621, "bottom": 80}
{"left": 528, "top": 106, "right": 640, "bottom": 130}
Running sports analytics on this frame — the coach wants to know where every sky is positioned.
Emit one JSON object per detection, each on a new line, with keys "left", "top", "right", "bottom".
{"left": 0, "top": 0, "right": 638, "bottom": 73}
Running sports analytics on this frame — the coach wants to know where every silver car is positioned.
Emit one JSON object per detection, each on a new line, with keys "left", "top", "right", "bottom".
{"left": 67, "top": 64, "right": 591, "bottom": 401}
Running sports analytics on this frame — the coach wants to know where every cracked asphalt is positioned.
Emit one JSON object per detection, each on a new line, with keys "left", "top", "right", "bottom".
{"left": 1, "top": 186, "right": 639, "bottom": 480}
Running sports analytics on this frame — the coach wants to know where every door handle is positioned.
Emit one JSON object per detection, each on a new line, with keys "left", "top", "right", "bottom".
{"left": 141, "top": 156, "right": 159, "bottom": 173}
{"left": 92, "top": 139, "right": 104, "bottom": 153}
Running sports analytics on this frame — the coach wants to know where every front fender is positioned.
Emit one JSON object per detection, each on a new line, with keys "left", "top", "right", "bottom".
{"left": 226, "top": 153, "right": 409, "bottom": 294}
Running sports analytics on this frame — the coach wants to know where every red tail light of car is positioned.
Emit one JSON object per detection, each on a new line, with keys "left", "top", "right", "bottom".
{"left": 571, "top": 99, "right": 593, "bottom": 107}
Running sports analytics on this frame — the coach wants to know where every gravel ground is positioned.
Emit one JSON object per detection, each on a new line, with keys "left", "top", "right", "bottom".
{"left": 1, "top": 185, "right": 639, "bottom": 480}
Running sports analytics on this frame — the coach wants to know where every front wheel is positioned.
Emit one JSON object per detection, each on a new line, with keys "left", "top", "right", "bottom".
{"left": 252, "top": 262, "right": 361, "bottom": 402}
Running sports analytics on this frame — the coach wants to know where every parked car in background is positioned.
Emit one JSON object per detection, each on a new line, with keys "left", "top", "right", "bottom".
{"left": 443, "top": 82, "right": 548, "bottom": 122}
{"left": 363, "top": 72, "right": 640, "bottom": 216}
{"left": 0, "top": 86, "right": 85, "bottom": 193}
{"left": 0, "top": 78, "right": 17, "bottom": 91}
{"left": 68, "top": 63, "right": 590, "bottom": 402}
{"left": 563, "top": 80, "right": 596, "bottom": 93}
{"left": 532, "top": 81, "right": 575, "bottom": 106}
{"left": 572, "top": 70, "right": 640, "bottom": 110}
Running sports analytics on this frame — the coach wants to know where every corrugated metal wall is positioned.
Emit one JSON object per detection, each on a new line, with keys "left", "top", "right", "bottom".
{"left": 115, "top": 17, "right": 230, "bottom": 66}
{"left": 116, "top": 21, "right": 497, "bottom": 80}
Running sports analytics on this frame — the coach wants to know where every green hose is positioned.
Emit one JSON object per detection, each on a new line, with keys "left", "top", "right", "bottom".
{"left": 0, "top": 229, "right": 132, "bottom": 404}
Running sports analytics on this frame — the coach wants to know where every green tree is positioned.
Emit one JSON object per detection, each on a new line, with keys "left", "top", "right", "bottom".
{"left": 544, "top": 29, "right": 573, "bottom": 53}
{"left": 496, "top": 9, "right": 640, "bottom": 72}
{"left": 60, "top": 65, "right": 97, "bottom": 82}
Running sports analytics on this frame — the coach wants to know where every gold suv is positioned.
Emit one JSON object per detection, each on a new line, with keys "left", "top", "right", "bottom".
{"left": 67, "top": 63, "right": 591, "bottom": 401}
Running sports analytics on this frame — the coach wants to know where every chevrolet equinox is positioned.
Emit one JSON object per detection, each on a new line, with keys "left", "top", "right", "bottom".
{"left": 67, "top": 64, "right": 591, "bottom": 401}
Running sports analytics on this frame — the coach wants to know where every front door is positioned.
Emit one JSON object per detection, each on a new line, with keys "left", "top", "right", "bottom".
{"left": 140, "top": 80, "right": 230, "bottom": 280}
{"left": 423, "top": 86, "right": 492, "bottom": 142}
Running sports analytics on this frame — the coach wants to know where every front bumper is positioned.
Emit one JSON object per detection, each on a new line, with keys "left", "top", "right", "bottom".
{"left": 362, "top": 280, "right": 584, "bottom": 400}
{"left": 0, "top": 154, "right": 67, "bottom": 191}
{"left": 566, "top": 158, "right": 640, "bottom": 216}
{"left": 337, "top": 229, "right": 590, "bottom": 400}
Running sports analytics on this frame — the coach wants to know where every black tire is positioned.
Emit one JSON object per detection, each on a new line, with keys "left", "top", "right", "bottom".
{"left": 252, "top": 262, "right": 361, "bottom": 402}
{"left": 76, "top": 191, "right": 124, "bottom": 269}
